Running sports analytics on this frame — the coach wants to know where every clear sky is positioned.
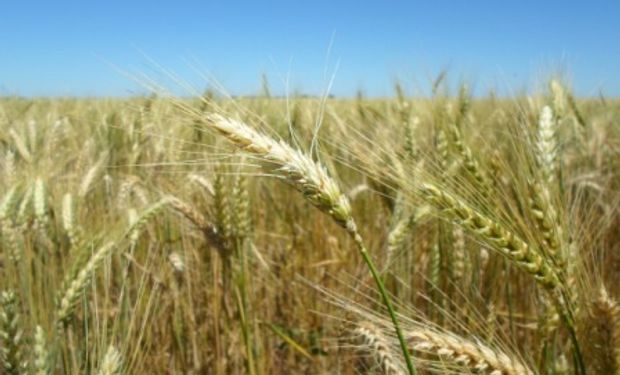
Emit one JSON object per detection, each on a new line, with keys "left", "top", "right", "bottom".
{"left": 1, "top": 1, "right": 618, "bottom": 97}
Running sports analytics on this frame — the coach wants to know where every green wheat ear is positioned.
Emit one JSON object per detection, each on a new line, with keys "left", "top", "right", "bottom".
{"left": 420, "top": 182, "right": 560, "bottom": 290}
{"left": 32, "top": 325, "right": 50, "bottom": 375}
{"left": 0, "top": 291, "right": 27, "bottom": 375}
{"left": 56, "top": 242, "right": 116, "bottom": 324}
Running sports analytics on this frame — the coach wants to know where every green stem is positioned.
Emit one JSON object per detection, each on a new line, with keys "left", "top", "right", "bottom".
{"left": 550, "top": 288, "right": 586, "bottom": 375}
{"left": 352, "top": 234, "right": 417, "bottom": 375}
{"left": 235, "top": 286, "right": 256, "bottom": 375}
{"left": 562, "top": 306, "right": 586, "bottom": 375}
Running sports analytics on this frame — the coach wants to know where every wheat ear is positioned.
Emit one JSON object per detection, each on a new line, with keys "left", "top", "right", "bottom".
{"left": 528, "top": 181, "right": 563, "bottom": 265}
{"left": 165, "top": 195, "right": 227, "bottom": 254}
{"left": 32, "top": 325, "right": 49, "bottom": 375}
{"left": 407, "top": 328, "right": 534, "bottom": 375}
{"left": 356, "top": 322, "right": 406, "bottom": 375}
{"left": 0, "top": 291, "right": 26, "bottom": 374}
{"left": 97, "top": 345, "right": 122, "bottom": 375}
{"left": 450, "top": 125, "right": 492, "bottom": 197}
{"left": 420, "top": 183, "right": 559, "bottom": 289}
{"left": 204, "top": 114, "right": 355, "bottom": 231}
{"left": 536, "top": 106, "right": 558, "bottom": 184}
{"left": 0, "top": 187, "right": 21, "bottom": 262}
{"left": 582, "top": 287, "right": 620, "bottom": 374}
{"left": 56, "top": 242, "right": 116, "bottom": 324}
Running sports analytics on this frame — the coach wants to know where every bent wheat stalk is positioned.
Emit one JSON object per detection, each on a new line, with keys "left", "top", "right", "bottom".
{"left": 200, "top": 113, "right": 417, "bottom": 375}
{"left": 165, "top": 195, "right": 228, "bottom": 254}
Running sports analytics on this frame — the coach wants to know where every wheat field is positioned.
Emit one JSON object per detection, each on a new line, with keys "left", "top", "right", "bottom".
{"left": 0, "top": 80, "right": 619, "bottom": 374}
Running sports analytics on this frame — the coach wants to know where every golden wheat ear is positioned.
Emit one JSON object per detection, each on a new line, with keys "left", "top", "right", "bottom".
{"left": 407, "top": 328, "right": 534, "bottom": 375}
{"left": 97, "top": 345, "right": 123, "bottom": 375}
{"left": 355, "top": 321, "right": 407, "bottom": 375}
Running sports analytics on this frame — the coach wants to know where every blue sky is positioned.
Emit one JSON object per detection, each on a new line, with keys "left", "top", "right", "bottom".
{"left": 1, "top": 1, "right": 618, "bottom": 97}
